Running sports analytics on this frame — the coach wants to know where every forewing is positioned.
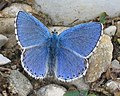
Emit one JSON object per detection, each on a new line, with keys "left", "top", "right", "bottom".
{"left": 58, "top": 22, "right": 103, "bottom": 57}
{"left": 56, "top": 47, "right": 88, "bottom": 81}
{"left": 15, "top": 11, "right": 51, "bottom": 48}
{"left": 21, "top": 44, "right": 49, "bottom": 78}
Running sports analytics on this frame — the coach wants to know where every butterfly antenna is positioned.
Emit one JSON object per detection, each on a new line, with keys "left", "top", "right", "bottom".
{"left": 56, "top": 19, "right": 79, "bottom": 32}
{"left": 67, "top": 19, "right": 79, "bottom": 26}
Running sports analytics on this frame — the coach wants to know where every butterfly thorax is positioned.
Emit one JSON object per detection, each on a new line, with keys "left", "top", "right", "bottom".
{"left": 50, "top": 32, "right": 58, "bottom": 52}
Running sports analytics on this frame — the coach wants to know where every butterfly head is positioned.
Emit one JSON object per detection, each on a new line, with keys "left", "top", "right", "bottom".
{"left": 52, "top": 29, "right": 58, "bottom": 35}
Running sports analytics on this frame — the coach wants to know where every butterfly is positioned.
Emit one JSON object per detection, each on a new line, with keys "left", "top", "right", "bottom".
{"left": 15, "top": 11, "right": 103, "bottom": 82}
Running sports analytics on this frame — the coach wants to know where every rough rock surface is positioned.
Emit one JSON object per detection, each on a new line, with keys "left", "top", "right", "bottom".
{"left": 85, "top": 35, "right": 113, "bottom": 82}
{"left": 0, "top": 18, "right": 14, "bottom": 34}
{"left": 8, "top": 70, "right": 33, "bottom": 96}
{"left": 34, "top": 0, "right": 120, "bottom": 25}
{"left": 0, "top": 3, "right": 33, "bottom": 18}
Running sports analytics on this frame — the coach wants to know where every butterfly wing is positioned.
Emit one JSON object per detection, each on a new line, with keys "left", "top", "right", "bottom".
{"left": 58, "top": 22, "right": 103, "bottom": 57}
{"left": 56, "top": 46, "right": 88, "bottom": 81}
{"left": 15, "top": 11, "right": 51, "bottom": 78}
{"left": 15, "top": 11, "right": 51, "bottom": 48}
{"left": 21, "top": 44, "right": 49, "bottom": 78}
{"left": 56, "top": 22, "right": 103, "bottom": 81}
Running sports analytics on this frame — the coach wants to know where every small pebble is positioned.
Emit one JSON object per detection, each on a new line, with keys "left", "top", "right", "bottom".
{"left": 36, "top": 84, "right": 66, "bottom": 96}
{"left": 11, "top": 65, "right": 17, "bottom": 70}
{"left": 111, "top": 59, "right": 120, "bottom": 69}
{"left": 0, "top": 54, "right": 11, "bottom": 65}
{"left": 106, "top": 79, "right": 120, "bottom": 92}
{"left": 0, "top": 34, "right": 8, "bottom": 48}
{"left": 104, "top": 26, "right": 117, "bottom": 36}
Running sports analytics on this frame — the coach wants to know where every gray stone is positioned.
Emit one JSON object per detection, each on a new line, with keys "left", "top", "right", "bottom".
{"left": 0, "top": 18, "right": 14, "bottom": 34}
{"left": 0, "top": 3, "right": 33, "bottom": 18}
{"left": 71, "top": 77, "right": 90, "bottom": 90}
{"left": 85, "top": 35, "right": 113, "bottom": 82}
{"left": 104, "top": 26, "right": 117, "bottom": 36}
{"left": 0, "top": 34, "right": 8, "bottom": 48}
{"left": 5, "top": 34, "right": 17, "bottom": 48}
{"left": 106, "top": 79, "right": 120, "bottom": 92}
{"left": 0, "top": 54, "right": 11, "bottom": 65}
{"left": 8, "top": 70, "right": 33, "bottom": 96}
{"left": 111, "top": 59, "right": 120, "bottom": 69}
{"left": 36, "top": 84, "right": 66, "bottom": 96}
{"left": 116, "top": 21, "right": 120, "bottom": 37}
{"left": 34, "top": 0, "right": 120, "bottom": 25}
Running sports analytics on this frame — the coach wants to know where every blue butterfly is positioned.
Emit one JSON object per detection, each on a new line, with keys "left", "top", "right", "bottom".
{"left": 15, "top": 11, "right": 103, "bottom": 82}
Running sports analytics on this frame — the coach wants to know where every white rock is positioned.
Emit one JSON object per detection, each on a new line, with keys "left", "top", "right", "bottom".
{"left": 0, "top": 34, "right": 8, "bottom": 48}
{"left": 0, "top": 54, "right": 11, "bottom": 65}
{"left": 104, "top": 26, "right": 117, "bottom": 36}
{"left": 34, "top": 0, "right": 120, "bottom": 25}
{"left": 1, "top": 3, "right": 33, "bottom": 18}
{"left": 36, "top": 84, "right": 66, "bottom": 96}
{"left": 111, "top": 59, "right": 120, "bottom": 69}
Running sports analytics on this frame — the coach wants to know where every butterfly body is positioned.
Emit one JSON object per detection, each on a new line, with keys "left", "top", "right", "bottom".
{"left": 15, "top": 11, "right": 103, "bottom": 82}
{"left": 47, "top": 31, "right": 58, "bottom": 76}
